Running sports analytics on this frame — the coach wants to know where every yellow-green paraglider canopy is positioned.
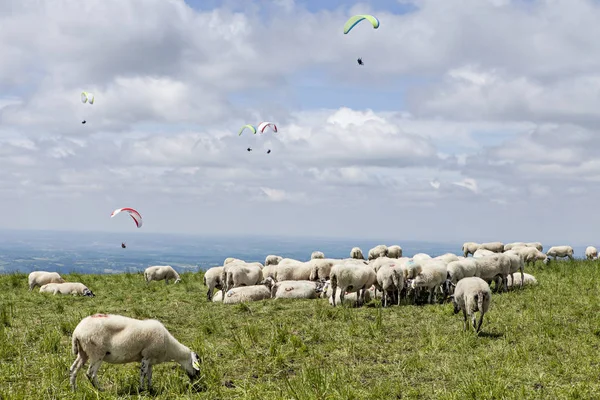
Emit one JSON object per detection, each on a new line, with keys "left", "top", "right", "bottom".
{"left": 343, "top": 14, "right": 380, "bottom": 34}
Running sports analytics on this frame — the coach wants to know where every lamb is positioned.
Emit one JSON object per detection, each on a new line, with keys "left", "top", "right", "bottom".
{"left": 545, "top": 245, "right": 575, "bottom": 262}
{"left": 368, "top": 245, "right": 388, "bottom": 260}
{"left": 479, "top": 242, "right": 504, "bottom": 253}
{"left": 271, "top": 280, "right": 324, "bottom": 299}
{"left": 350, "top": 247, "right": 365, "bottom": 260}
{"left": 308, "top": 258, "right": 337, "bottom": 281}
{"left": 330, "top": 263, "right": 377, "bottom": 307}
{"left": 503, "top": 250, "right": 525, "bottom": 289}
{"left": 585, "top": 246, "right": 598, "bottom": 260}
{"left": 224, "top": 263, "right": 263, "bottom": 293}
{"left": 203, "top": 266, "right": 224, "bottom": 301}
{"left": 375, "top": 264, "right": 405, "bottom": 307}
{"left": 387, "top": 245, "right": 403, "bottom": 258}
{"left": 450, "top": 277, "right": 491, "bottom": 333}
{"left": 507, "top": 272, "right": 538, "bottom": 288}
{"left": 446, "top": 259, "right": 478, "bottom": 284}
{"left": 311, "top": 251, "right": 325, "bottom": 259}
{"left": 222, "top": 279, "right": 273, "bottom": 304}
{"left": 473, "top": 254, "right": 510, "bottom": 292}
{"left": 264, "top": 255, "right": 283, "bottom": 266}
{"left": 69, "top": 313, "right": 201, "bottom": 391}
{"left": 473, "top": 248, "right": 495, "bottom": 258}
{"left": 144, "top": 265, "right": 181, "bottom": 284}
{"left": 409, "top": 260, "right": 448, "bottom": 304}
{"left": 28, "top": 271, "right": 65, "bottom": 290}
{"left": 39, "top": 282, "right": 95, "bottom": 297}
{"left": 462, "top": 242, "right": 480, "bottom": 257}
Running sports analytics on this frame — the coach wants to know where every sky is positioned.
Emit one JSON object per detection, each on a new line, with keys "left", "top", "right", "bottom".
{"left": 0, "top": 0, "right": 599, "bottom": 244}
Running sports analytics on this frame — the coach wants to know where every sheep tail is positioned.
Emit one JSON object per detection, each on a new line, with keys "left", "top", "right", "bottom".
{"left": 477, "top": 290, "right": 484, "bottom": 312}
{"left": 72, "top": 335, "right": 80, "bottom": 356}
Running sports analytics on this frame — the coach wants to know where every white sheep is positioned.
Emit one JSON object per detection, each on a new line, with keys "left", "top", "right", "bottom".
{"left": 277, "top": 258, "right": 303, "bottom": 266}
{"left": 514, "top": 247, "right": 548, "bottom": 266}
{"left": 264, "top": 255, "right": 283, "bottom": 266}
{"left": 462, "top": 242, "right": 480, "bottom": 257}
{"left": 69, "top": 314, "right": 200, "bottom": 391}
{"left": 450, "top": 277, "right": 491, "bottom": 333}
{"left": 224, "top": 263, "right": 263, "bottom": 293}
{"left": 434, "top": 253, "right": 460, "bottom": 265}
{"left": 503, "top": 250, "right": 525, "bottom": 289}
{"left": 144, "top": 265, "right": 181, "bottom": 284}
{"left": 525, "top": 242, "right": 543, "bottom": 252}
{"left": 545, "top": 245, "right": 574, "bottom": 262}
{"left": 350, "top": 247, "right": 365, "bottom": 260}
{"left": 409, "top": 260, "right": 448, "bottom": 304}
{"left": 28, "top": 271, "right": 65, "bottom": 290}
{"left": 370, "top": 256, "right": 408, "bottom": 273}
{"left": 585, "top": 246, "right": 598, "bottom": 260}
{"left": 39, "top": 282, "right": 95, "bottom": 297}
{"left": 308, "top": 258, "right": 337, "bottom": 281}
{"left": 262, "top": 263, "right": 277, "bottom": 280}
{"left": 222, "top": 279, "right": 273, "bottom": 304}
{"left": 412, "top": 253, "right": 432, "bottom": 262}
{"left": 473, "top": 254, "right": 510, "bottom": 292}
{"left": 479, "top": 242, "right": 504, "bottom": 253}
{"left": 507, "top": 272, "right": 538, "bottom": 288}
{"left": 446, "top": 259, "right": 478, "bottom": 284}
{"left": 220, "top": 261, "right": 261, "bottom": 292}
{"left": 323, "top": 284, "right": 373, "bottom": 306}
{"left": 224, "top": 257, "right": 243, "bottom": 265}
{"left": 387, "top": 245, "right": 403, "bottom": 259}
{"left": 504, "top": 242, "right": 525, "bottom": 252}
{"left": 271, "top": 280, "right": 323, "bottom": 299}
{"left": 330, "top": 263, "right": 377, "bottom": 307}
{"left": 212, "top": 290, "right": 223, "bottom": 302}
{"left": 368, "top": 245, "right": 388, "bottom": 260}
{"left": 473, "top": 248, "right": 495, "bottom": 258}
{"left": 375, "top": 264, "right": 405, "bottom": 307}
{"left": 311, "top": 251, "right": 325, "bottom": 259}
{"left": 203, "top": 266, "right": 224, "bottom": 301}
{"left": 273, "top": 262, "right": 313, "bottom": 281}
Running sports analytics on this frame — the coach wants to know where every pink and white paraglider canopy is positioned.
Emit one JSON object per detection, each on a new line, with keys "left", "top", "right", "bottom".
{"left": 110, "top": 207, "right": 143, "bottom": 228}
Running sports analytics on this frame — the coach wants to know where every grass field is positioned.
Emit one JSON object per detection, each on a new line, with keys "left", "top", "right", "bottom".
{"left": 1, "top": 260, "right": 600, "bottom": 399}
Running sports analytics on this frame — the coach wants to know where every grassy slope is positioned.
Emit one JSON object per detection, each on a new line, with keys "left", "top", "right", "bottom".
{"left": 1, "top": 261, "right": 600, "bottom": 399}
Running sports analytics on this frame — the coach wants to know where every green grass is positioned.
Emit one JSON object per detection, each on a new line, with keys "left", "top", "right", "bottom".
{"left": 1, "top": 261, "right": 600, "bottom": 399}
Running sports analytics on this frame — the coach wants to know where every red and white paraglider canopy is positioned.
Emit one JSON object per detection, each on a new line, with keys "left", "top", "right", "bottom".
{"left": 110, "top": 207, "right": 143, "bottom": 228}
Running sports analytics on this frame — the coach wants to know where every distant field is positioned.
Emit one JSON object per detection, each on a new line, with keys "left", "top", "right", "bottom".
{"left": 1, "top": 260, "right": 600, "bottom": 399}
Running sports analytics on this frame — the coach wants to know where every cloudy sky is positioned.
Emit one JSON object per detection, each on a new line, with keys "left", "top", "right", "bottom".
{"left": 1, "top": 0, "right": 599, "bottom": 244}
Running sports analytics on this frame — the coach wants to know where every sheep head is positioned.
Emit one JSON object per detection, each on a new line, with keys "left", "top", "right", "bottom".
{"left": 185, "top": 352, "right": 201, "bottom": 381}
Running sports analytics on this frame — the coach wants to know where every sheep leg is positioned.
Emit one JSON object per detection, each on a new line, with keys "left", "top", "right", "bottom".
{"left": 471, "top": 313, "right": 477, "bottom": 330}
{"left": 147, "top": 364, "right": 153, "bottom": 390}
{"left": 86, "top": 359, "right": 103, "bottom": 390}
{"left": 139, "top": 359, "right": 151, "bottom": 391}
{"left": 428, "top": 287, "right": 435, "bottom": 304}
{"left": 520, "top": 268, "right": 524, "bottom": 289}
{"left": 462, "top": 309, "right": 468, "bottom": 331}
{"left": 476, "top": 312, "right": 484, "bottom": 333}
{"left": 383, "top": 290, "right": 387, "bottom": 307}
{"left": 206, "top": 286, "right": 213, "bottom": 301}
{"left": 332, "top": 285, "right": 337, "bottom": 307}
{"left": 69, "top": 353, "right": 87, "bottom": 391}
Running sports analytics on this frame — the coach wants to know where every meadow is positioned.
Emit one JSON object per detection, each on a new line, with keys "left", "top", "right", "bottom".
{"left": 1, "top": 260, "right": 600, "bottom": 399}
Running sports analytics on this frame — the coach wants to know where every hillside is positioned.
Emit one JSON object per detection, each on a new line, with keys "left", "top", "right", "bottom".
{"left": 1, "top": 260, "right": 600, "bottom": 399}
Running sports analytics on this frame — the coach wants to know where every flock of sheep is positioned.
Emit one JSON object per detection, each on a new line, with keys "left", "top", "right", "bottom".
{"left": 21, "top": 240, "right": 585, "bottom": 392}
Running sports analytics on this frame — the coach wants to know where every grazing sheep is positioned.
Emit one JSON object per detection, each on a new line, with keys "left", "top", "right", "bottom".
{"left": 308, "top": 258, "right": 337, "bottom": 281}
{"left": 224, "top": 263, "right": 263, "bottom": 293}
{"left": 368, "top": 245, "right": 388, "bottom": 260}
{"left": 330, "top": 264, "right": 377, "bottom": 307}
{"left": 39, "top": 282, "right": 95, "bottom": 297}
{"left": 203, "top": 266, "right": 224, "bottom": 301}
{"left": 412, "top": 253, "right": 432, "bottom": 262}
{"left": 311, "top": 251, "right": 325, "bottom": 260}
{"left": 503, "top": 250, "right": 525, "bottom": 289}
{"left": 546, "top": 245, "right": 575, "bottom": 262}
{"left": 265, "top": 255, "right": 283, "bottom": 266}
{"left": 473, "top": 254, "right": 510, "bottom": 292}
{"left": 387, "top": 245, "right": 403, "bottom": 259}
{"left": 479, "top": 242, "right": 504, "bottom": 253}
{"left": 450, "top": 277, "right": 491, "bottom": 333}
{"left": 69, "top": 314, "right": 201, "bottom": 391}
{"left": 507, "top": 273, "right": 538, "bottom": 288}
{"left": 585, "top": 246, "right": 598, "bottom": 260}
{"left": 28, "top": 271, "right": 65, "bottom": 290}
{"left": 144, "top": 265, "right": 181, "bottom": 284}
{"left": 504, "top": 242, "right": 526, "bottom": 252}
{"left": 525, "top": 242, "right": 543, "bottom": 252}
{"left": 409, "top": 260, "right": 448, "bottom": 304}
{"left": 375, "top": 264, "right": 405, "bottom": 307}
{"left": 350, "top": 247, "right": 365, "bottom": 260}
{"left": 514, "top": 247, "right": 548, "bottom": 266}
{"left": 473, "top": 249, "right": 495, "bottom": 258}
{"left": 273, "top": 262, "right": 313, "bottom": 281}
{"left": 222, "top": 279, "right": 273, "bottom": 304}
{"left": 462, "top": 242, "right": 480, "bottom": 257}
{"left": 271, "top": 280, "right": 324, "bottom": 299}
{"left": 446, "top": 259, "right": 478, "bottom": 284}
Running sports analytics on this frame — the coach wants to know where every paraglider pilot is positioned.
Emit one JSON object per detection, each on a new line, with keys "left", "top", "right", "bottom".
{"left": 357, "top": 58, "right": 364, "bottom": 66}
{"left": 121, "top": 242, "right": 126, "bottom": 249}
{"left": 247, "top": 147, "right": 252, "bottom": 152}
